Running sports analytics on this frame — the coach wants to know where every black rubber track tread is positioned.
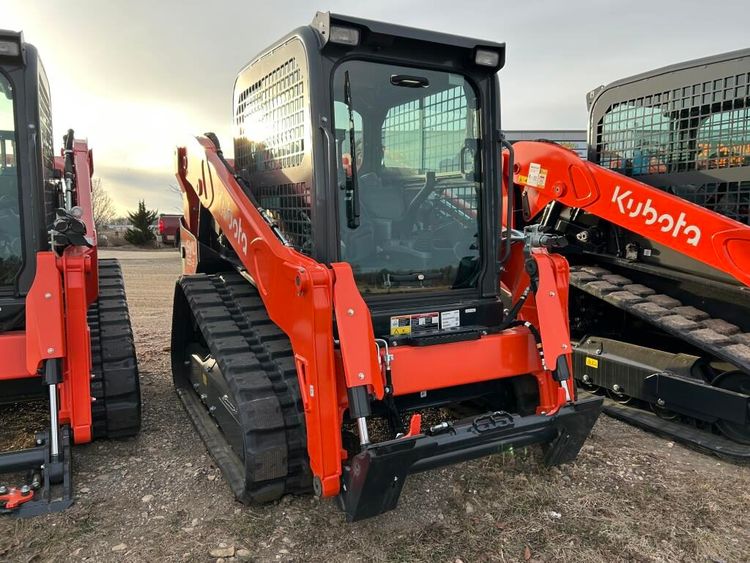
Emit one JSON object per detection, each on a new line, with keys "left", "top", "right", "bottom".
{"left": 570, "top": 265, "right": 750, "bottom": 374}
{"left": 598, "top": 396, "right": 750, "bottom": 463}
{"left": 88, "top": 258, "right": 141, "bottom": 439}
{"left": 571, "top": 265, "right": 750, "bottom": 460}
{"left": 175, "top": 272, "right": 311, "bottom": 504}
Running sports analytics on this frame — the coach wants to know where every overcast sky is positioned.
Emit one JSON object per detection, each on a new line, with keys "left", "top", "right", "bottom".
{"left": 3, "top": 0, "right": 749, "bottom": 214}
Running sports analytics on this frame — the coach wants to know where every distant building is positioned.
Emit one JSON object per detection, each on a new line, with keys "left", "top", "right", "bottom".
{"left": 504, "top": 130, "right": 587, "bottom": 159}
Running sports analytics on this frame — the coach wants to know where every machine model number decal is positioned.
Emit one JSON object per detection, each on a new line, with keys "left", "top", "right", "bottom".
{"left": 585, "top": 357, "right": 599, "bottom": 369}
{"left": 611, "top": 185, "right": 701, "bottom": 247}
{"left": 441, "top": 310, "right": 461, "bottom": 330}
{"left": 526, "top": 162, "right": 548, "bottom": 188}
{"left": 390, "top": 312, "right": 440, "bottom": 336}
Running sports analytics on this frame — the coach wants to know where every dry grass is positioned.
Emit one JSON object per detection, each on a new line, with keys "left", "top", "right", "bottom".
{"left": 0, "top": 402, "right": 47, "bottom": 452}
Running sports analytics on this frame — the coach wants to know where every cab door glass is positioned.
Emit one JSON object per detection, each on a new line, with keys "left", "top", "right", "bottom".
{"left": 0, "top": 73, "right": 23, "bottom": 286}
{"left": 333, "top": 61, "right": 482, "bottom": 295}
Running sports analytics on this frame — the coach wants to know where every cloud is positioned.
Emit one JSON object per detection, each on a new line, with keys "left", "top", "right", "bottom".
{"left": 4, "top": 0, "right": 750, "bottom": 213}
{"left": 96, "top": 165, "right": 181, "bottom": 215}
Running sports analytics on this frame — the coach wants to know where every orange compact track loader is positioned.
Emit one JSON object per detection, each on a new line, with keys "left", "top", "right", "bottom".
{"left": 0, "top": 31, "right": 140, "bottom": 516}
{"left": 506, "top": 51, "right": 750, "bottom": 460}
{"left": 502, "top": 141, "right": 750, "bottom": 457}
{"left": 171, "top": 13, "right": 602, "bottom": 521}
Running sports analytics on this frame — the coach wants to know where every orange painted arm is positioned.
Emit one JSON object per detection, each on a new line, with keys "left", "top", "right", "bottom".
{"left": 503, "top": 141, "right": 750, "bottom": 287}
{"left": 175, "top": 136, "right": 374, "bottom": 497}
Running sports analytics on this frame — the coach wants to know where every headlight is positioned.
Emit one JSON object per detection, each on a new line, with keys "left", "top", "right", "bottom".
{"left": 475, "top": 49, "right": 500, "bottom": 67}
{"left": 329, "top": 26, "right": 360, "bottom": 46}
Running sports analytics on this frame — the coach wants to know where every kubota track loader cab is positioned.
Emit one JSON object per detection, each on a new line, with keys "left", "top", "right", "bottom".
{"left": 171, "top": 12, "right": 602, "bottom": 521}
{"left": 0, "top": 31, "right": 140, "bottom": 516}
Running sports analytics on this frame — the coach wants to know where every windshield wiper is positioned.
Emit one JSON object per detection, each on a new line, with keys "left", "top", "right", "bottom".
{"left": 343, "top": 70, "right": 360, "bottom": 229}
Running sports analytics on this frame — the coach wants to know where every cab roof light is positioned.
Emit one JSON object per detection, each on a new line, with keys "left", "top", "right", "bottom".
{"left": 329, "top": 26, "right": 360, "bottom": 46}
{"left": 0, "top": 39, "right": 21, "bottom": 58}
{"left": 475, "top": 49, "right": 500, "bottom": 67}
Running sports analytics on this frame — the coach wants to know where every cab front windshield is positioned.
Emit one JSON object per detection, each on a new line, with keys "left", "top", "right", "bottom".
{"left": 0, "top": 73, "right": 22, "bottom": 287}
{"left": 333, "top": 60, "right": 482, "bottom": 294}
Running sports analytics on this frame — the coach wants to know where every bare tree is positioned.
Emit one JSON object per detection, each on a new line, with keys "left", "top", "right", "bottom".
{"left": 91, "top": 177, "right": 116, "bottom": 232}
{"left": 167, "top": 183, "right": 183, "bottom": 213}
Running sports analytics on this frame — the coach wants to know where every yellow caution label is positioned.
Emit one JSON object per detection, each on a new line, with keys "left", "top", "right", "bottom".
{"left": 585, "top": 357, "right": 599, "bottom": 369}
{"left": 390, "top": 315, "right": 412, "bottom": 336}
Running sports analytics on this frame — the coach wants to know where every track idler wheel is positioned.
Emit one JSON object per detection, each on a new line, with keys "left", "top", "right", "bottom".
{"left": 649, "top": 400, "right": 679, "bottom": 421}
{"left": 713, "top": 371, "right": 750, "bottom": 444}
{"left": 606, "top": 384, "right": 632, "bottom": 405}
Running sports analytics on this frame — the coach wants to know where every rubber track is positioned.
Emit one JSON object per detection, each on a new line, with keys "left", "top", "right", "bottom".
{"left": 570, "top": 265, "right": 750, "bottom": 374}
{"left": 88, "top": 258, "right": 141, "bottom": 439}
{"left": 177, "top": 273, "right": 311, "bottom": 503}
{"left": 594, "top": 395, "right": 750, "bottom": 462}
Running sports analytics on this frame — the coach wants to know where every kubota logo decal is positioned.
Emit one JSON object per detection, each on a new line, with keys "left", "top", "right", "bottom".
{"left": 612, "top": 186, "right": 701, "bottom": 247}
{"left": 223, "top": 208, "right": 248, "bottom": 255}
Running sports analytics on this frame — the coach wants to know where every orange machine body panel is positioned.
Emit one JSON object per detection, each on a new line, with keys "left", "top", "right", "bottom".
{"left": 0, "top": 139, "right": 99, "bottom": 445}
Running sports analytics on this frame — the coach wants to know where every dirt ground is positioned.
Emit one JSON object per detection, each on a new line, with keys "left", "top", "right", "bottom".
{"left": 1, "top": 249, "right": 749, "bottom": 563}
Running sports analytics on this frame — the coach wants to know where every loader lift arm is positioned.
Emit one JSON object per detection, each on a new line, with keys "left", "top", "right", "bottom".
{"left": 503, "top": 141, "right": 750, "bottom": 287}
{"left": 503, "top": 140, "right": 750, "bottom": 457}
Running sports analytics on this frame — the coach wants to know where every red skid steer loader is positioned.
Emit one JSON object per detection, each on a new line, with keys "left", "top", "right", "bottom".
{"left": 171, "top": 13, "right": 602, "bottom": 521}
{"left": 0, "top": 31, "right": 141, "bottom": 516}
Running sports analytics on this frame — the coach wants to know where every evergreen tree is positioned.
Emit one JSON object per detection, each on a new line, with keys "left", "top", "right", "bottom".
{"left": 124, "top": 200, "right": 158, "bottom": 246}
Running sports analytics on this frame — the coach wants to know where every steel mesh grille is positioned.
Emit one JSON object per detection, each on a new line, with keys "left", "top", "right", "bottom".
{"left": 38, "top": 78, "right": 57, "bottom": 226}
{"left": 597, "top": 72, "right": 750, "bottom": 174}
{"left": 671, "top": 181, "right": 749, "bottom": 224}
{"left": 382, "top": 99, "right": 420, "bottom": 169}
{"left": 382, "top": 86, "right": 468, "bottom": 172}
{"left": 38, "top": 80, "right": 54, "bottom": 173}
{"left": 254, "top": 182, "right": 312, "bottom": 254}
{"left": 437, "top": 184, "right": 478, "bottom": 221}
{"left": 595, "top": 69, "right": 750, "bottom": 223}
{"left": 234, "top": 58, "right": 305, "bottom": 172}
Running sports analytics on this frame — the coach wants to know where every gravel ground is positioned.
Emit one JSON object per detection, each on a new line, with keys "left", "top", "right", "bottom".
{"left": 1, "top": 249, "right": 749, "bottom": 562}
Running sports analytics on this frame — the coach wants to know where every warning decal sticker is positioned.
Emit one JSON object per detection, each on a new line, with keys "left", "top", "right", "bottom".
{"left": 526, "top": 162, "right": 548, "bottom": 188}
{"left": 390, "top": 315, "right": 412, "bottom": 336}
{"left": 390, "top": 312, "right": 440, "bottom": 336}
{"left": 585, "top": 357, "right": 599, "bottom": 369}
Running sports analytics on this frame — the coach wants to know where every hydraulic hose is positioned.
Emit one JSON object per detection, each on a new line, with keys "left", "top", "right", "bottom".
{"left": 499, "top": 134, "right": 515, "bottom": 264}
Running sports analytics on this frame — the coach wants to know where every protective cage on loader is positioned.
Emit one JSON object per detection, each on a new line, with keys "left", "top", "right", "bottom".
{"left": 171, "top": 12, "right": 602, "bottom": 521}
{"left": 0, "top": 31, "right": 141, "bottom": 516}
{"left": 508, "top": 48, "right": 750, "bottom": 461}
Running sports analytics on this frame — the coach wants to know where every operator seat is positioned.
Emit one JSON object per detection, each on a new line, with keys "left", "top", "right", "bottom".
{"left": 340, "top": 171, "right": 405, "bottom": 263}
{"left": 359, "top": 172, "right": 406, "bottom": 220}
{"left": 359, "top": 172, "right": 407, "bottom": 244}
